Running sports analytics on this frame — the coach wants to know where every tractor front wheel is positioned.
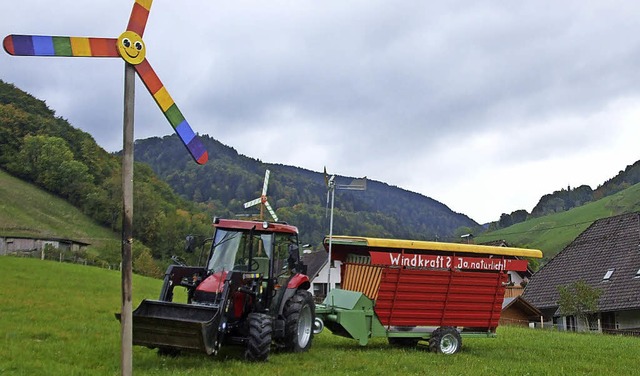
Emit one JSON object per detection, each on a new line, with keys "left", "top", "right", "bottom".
{"left": 282, "top": 289, "right": 315, "bottom": 352}
{"left": 428, "top": 326, "right": 462, "bottom": 354}
{"left": 245, "top": 313, "right": 273, "bottom": 362}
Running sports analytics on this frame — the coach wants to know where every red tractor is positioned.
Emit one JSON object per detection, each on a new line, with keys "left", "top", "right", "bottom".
{"left": 123, "top": 218, "right": 315, "bottom": 361}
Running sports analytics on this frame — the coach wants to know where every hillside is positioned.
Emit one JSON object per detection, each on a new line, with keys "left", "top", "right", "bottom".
{"left": 134, "top": 135, "right": 479, "bottom": 245}
{"left": 0, "top": 167, "right": 123, "bottom": 262}
{"left": 494, "top": 160, "right": 640, "bottom": 228}
{"left": 0, "top": 79, "right": 214, "bottom": 264}
{"left": 476, "top": 181, "right": 640, "bottom": 261}
{"left": 0, "top": 168, "right": 116, "bottom": 242}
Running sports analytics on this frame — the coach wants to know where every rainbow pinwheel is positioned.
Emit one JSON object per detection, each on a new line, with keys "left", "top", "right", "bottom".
{"left": 2, "top": 0, "right": 208, "bottom": 165}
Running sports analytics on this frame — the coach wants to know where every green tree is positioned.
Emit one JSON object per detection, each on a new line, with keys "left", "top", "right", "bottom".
{"left": 557, "top": 280, "right": 602, "bottom": 331}
{"left": 13, "top": 135, "right": 93, "bottom": 201}
{"left": 133, "top": 247, "right": 162, "bottom": 278}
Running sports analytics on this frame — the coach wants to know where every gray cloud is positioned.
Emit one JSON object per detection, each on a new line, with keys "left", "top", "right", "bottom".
{"left": 3, "top": 0, "right": 640, "bottom": 223}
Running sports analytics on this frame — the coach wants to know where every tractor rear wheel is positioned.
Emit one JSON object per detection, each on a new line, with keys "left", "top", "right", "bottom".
{"left": 428, "top": 327, "right": 462, "bottom": 354}
{"left": 245, "top": 313, "right": 273, "bottom": 362}
{"left": 282, "top": 289, "right": 315, "bottom": 352}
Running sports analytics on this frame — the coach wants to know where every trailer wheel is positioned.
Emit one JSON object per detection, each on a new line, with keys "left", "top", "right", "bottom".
{"left": 429, "top": 327, "right": 461, "bottom": 354}
{"left": 282, "top": 290, "right": 315, "bottom": 352}
{"left": 245, "top": 313, "right": 273, "bottom": 362}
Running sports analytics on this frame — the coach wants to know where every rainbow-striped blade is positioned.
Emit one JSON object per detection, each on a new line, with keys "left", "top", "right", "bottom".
{"left": 3, "top": 35, "right": 119, "bottom": 57}
{"left": 127, "top": 0, "right": 152, "bottom": 37}
{"left": 3, "top": 0, "right": 208, "bottom": 165}
{"left": 134, "top": 59, "right": 208, "bottom": 164}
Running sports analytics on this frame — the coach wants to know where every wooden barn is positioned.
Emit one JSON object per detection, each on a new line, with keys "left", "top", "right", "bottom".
{"left": 0, "top": 235, "right": 89, "bottom": 257}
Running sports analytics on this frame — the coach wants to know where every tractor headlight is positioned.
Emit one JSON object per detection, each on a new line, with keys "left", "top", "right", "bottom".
{"left": 313, "top": 317, "right": 324, "bottom": 334}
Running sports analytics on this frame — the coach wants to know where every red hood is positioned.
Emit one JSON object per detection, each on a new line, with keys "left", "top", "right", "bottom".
{"left": 196, "top": 271, "right": 228, "bottom": 293}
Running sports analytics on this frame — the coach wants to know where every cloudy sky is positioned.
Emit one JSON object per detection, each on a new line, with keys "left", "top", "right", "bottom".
{"left": 3, "top": 1, "right": 640, "bottom": 224}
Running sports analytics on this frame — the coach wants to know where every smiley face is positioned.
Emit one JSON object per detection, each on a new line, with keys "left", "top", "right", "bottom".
{"left": 117, "top": 31, "right": 146, "bottom": 65}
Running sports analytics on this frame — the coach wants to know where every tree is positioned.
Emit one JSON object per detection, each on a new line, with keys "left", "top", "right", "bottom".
{"left": 133, "top": 247, "right": 162, "bottom": 278}
{"left": 557, "top": 280, "right": 602, "bottom": 331}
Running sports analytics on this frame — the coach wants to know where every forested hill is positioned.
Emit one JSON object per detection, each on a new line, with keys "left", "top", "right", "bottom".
{"left": 1, "top": 78, "right": 477, "bottom": 254}
{"left": 134, "top": 135, "right": 479, "bottom": 244}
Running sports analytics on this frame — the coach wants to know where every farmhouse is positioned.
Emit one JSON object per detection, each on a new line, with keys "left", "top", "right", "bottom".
{"left": 522, "top": 212, "right": 640, "bottom": 333}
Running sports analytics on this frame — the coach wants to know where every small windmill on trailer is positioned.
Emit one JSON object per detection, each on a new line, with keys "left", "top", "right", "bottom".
{"left": 243, "top": 169, "right": 279, "bottom": 222}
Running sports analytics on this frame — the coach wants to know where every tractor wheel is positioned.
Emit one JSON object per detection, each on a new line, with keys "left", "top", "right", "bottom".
{"left": 388, "top": 337, "right": 419, "bottom": 348}
{"left": 282, "top": 289, "right": 315, "bottom": 352}
{"left": 245, "top": 313, "right": 273, "bottom": 362}
{"left": 428, "top": 327, "right": 462, "bottom": 354}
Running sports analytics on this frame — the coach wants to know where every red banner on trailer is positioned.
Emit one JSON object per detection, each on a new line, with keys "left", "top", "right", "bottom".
{"left": 369, "top": 251, "right": 529, "bottom": 271}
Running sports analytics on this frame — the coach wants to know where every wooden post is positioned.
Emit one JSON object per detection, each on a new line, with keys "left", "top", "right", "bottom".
{"left": 120, "top": 62, "right": 135, "bottom": 376}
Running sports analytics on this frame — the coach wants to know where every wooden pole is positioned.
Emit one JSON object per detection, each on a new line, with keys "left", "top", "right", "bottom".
{"left": 121, "top": 62, "right": 135, "bottom": 376}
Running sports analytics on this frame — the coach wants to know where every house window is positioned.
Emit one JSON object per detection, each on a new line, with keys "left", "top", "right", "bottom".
{"left": 313, "top": 283, "right": 327, "bottom": 297}
{"left": 603, "top": 269, "right": 615, "bottom": 281}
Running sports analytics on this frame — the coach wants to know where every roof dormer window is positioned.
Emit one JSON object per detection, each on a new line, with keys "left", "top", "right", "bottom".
{"left": 603, "top": 269, "right": 615, "bottom": 281}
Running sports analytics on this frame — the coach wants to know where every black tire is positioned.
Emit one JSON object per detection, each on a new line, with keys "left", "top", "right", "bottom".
{"left": 428, "top": 327, "right": 462, "bottom": 354}
{"left": 282, "top": 290, "right": 315, "bottom": 352}
{"left": 245, "top": 313, "right": 273, "bottom": 362}
{"left": 388, "top": 337, "right": 419, "bottom": 348}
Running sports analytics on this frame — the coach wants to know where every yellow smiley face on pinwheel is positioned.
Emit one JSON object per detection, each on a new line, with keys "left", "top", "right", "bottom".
{"left": 117, "top": 31, "right": 146, "bottom": 65}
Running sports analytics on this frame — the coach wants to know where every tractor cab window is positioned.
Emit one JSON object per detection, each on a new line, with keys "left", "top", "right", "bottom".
{"left": 273, "top": 233, "right": 299, "bottom": 279}
{"left": 207, "top": 229, "right": 273, "bottom": 274}
{"left": 207, "top": 229, "right": 242, "bottom": 272}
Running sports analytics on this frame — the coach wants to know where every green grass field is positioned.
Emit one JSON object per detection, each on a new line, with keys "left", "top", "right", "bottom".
{"left": 1, "top": 257, "right": 639, "bottom": 375}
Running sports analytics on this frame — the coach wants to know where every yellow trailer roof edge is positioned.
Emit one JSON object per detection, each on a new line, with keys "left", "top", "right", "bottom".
{"left": 325, "top": 235, "right": 543, "bottom": 258}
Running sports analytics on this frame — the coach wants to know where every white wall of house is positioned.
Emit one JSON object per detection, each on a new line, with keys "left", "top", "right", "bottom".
{"left": 556, "top": 315, "right": 593, "bottom": 332}
{"left": 309, "top": 260, "right": 342, "bottom": 299}
{"left": 557, "top": 310, "right": 640, "bottom": 332}
{"left": 614, "top": 309, "right": 640, "bottom": 329}
{"left": 507, "top": 271, "right": 526, "bottom": 286}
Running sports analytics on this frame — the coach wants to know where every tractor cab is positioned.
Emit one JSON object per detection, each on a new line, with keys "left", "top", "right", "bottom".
{"left": 191, "top": 219, "right": 306, "bottom": 314}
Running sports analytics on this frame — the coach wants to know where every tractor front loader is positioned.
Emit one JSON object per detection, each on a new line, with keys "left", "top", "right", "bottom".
{"left": 118, "top": 218, "right": 315, "bottom": 361}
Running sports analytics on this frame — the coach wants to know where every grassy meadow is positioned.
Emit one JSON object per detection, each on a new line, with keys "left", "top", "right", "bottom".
{"left": 1, "top": 257, "right": 639, "bottom": 376}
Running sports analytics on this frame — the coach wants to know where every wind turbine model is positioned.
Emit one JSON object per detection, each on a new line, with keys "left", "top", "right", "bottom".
{"left": 4, "top": 2, "right": 209, "bottom": 373}
{"left": 3, "top": 1, "right": 208, "bottom": 164}
{"left": 244, "top": 169, "right": 279, "bottom": 222}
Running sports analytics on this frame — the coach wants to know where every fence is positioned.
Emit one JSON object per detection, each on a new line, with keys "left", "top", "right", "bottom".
{"left": 5, "top": 248, "right": 119, "bottom": 270}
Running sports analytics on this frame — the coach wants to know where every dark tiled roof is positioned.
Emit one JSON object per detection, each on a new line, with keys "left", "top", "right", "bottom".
{"left": 301, "top": 250, "right": 328, "bottom": 282}
{"left": 522, "top": 212, "right": 640, "bottom": 313}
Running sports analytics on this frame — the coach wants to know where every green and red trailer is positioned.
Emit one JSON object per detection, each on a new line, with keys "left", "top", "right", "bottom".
{"left": 313, "top": 235, "right": 542, "bottom": 354}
